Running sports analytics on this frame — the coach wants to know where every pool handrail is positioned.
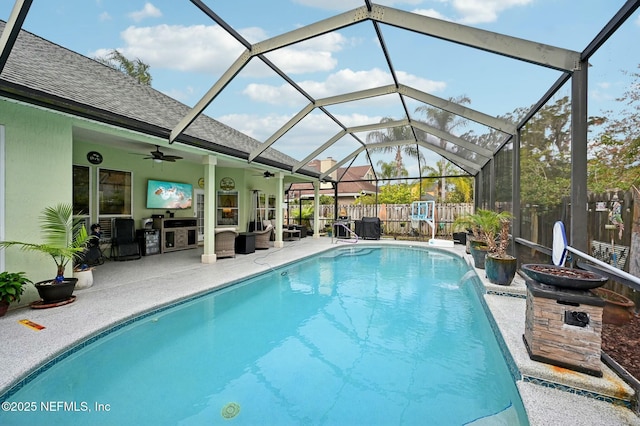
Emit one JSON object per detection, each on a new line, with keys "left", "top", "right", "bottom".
{"left": 332, "top": 222, "right": 358, "bottom": 244}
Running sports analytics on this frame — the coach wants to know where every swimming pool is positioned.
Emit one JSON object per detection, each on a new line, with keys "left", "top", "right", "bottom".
{"left": 0, "top": 245, "right": 528, "bottom": 425}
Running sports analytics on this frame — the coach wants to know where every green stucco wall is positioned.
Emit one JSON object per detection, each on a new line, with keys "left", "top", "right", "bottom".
{"left": 1, "top": 99, "right": 73, "bottom": 290}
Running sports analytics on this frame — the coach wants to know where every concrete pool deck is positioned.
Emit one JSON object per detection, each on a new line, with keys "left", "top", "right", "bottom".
{"left": 0, "top": 237, "right": 638, "bottom": 425}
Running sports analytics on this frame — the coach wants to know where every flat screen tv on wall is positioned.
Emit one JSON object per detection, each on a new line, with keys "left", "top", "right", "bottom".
{"left": 146, "top": 179, "right": 193, "bottom": 210}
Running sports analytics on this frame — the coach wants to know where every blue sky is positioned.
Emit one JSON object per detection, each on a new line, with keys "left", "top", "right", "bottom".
{"left": 2, "top": 1, "right": 639, "bottom": 174}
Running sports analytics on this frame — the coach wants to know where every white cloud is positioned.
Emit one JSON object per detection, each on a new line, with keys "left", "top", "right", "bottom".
{"left": 163, "top": 86, "right": 196, "bottom": 104}
{"left": 292, "top": 0, "right": 423, "bottom": 10}
{"left": 589, "top": 82, "right": 615, "bottom": 103}
{"left": 128, "top": 2, "right": 162, "bottom": 22}
{"left": 450, "top": 0, "right": 533, "bottom": 25}
{"left": 291, "top": 0, "right": 531, "bottom": 24}
{"left": 412, "top": 8, "right": 451, "bottom": 21}
{"left": 396, "top": 71, "right": 447, "bottom": 92}
{"left": 217, "top": 111, "right": 382, "bottom": 159}
{"left": 242, "top": 68, "right": 446, "bottom": 105}
{"left": 98, "top": 11, "right": 111, "bottom": 22}
{"left": 96, "top": 25, "right": 346, "bottom": 76}
{"left": 242, "top": 84, "right": 305, "bottom": 107}
{"left": 335, "top": 112, "right": 385, "bottom": 128}
{"left": 244, "top": 31, "right": 349, "bottom": 76}
{"left": 265, "top": 32, "right": 347, "bottom": 74}
{"left": 589, "top": 89, "right": 614, "bottom": 103}
{"left": 216, "top": 113, "right": 290, "bottom": 141}
{"left": 112, "top": 24, "right": 244, "bottom": 73}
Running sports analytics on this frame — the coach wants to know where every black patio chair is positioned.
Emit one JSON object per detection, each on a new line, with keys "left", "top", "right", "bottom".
{"left": 111, "top": 218, "right": 141, "bottom": 261}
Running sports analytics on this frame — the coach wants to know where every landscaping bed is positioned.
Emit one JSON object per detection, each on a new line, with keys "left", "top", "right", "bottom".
{"left": 601, "top": 313, "right": 640, "bottom": 381}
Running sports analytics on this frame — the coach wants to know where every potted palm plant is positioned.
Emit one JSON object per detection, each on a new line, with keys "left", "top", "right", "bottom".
{"left": 454, "top": 209, "right": 502, "bottom": 269}
{"left": 0, "top": 271, "right": 32, "bottom": 316}
{"left": 482, "top": 211, "right": 517, "bottom": 285}
{"left": 0, "top": 203, "right": 90, "bottom": 304}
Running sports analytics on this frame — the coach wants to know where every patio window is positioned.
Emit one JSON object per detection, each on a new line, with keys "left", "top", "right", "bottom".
{"left": 217, "top": 191, "right": 238, "bottom": 226}
{"left": 98, "top": 168, "right": 132, "bottom": 216}
{"left": 73, "top": 165, "right": 90, "bottom": 216}
{"left": 97, "top": 168, "right": 133, "bottom": 241}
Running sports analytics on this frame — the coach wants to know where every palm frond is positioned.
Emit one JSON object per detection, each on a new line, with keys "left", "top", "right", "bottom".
{"left": 0, "top": 203, "right": 90, "bottom": 276}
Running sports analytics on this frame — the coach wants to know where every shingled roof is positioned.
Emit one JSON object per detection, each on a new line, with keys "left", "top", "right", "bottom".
{"left": 290, "top": 163, "right": 377, "bottom": 200}
{"left": 0, "top": 21, "right": 319, "bottom": 179}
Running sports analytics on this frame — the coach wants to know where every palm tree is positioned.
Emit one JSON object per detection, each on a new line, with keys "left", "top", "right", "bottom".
{"left": 453, "top": 209, "right": 512, "bottom": 254}
{"left": 421, "top": 159, "right": 458, "bottom": 202}
{"left": 447, "top": 176, "right": 474, "bottom": 203}
{"left": 414, "top": 95, "right": 471, "bottom": 149}
{"left": 414, "top": 96, "right": 471, "bottom": 201}
{"left": 95, "top": 49, "right": 153, "bottom": 86}
{"left": 376, "top": 160, "right": 396, "bottom": 186}
{"left": 366, "top": 117, "right": 421, "bottom": 179}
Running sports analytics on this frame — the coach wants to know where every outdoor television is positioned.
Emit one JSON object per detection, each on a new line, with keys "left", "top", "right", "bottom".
{"left": 146, "top": 179, "right": 193, "bottom": 210}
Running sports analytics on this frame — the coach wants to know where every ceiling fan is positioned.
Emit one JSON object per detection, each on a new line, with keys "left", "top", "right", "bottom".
{"left": 253, "top": 170, "right": 275, "bottom": 179}
{"left": 143, "top": 145, "right": 183, "bottom": 163}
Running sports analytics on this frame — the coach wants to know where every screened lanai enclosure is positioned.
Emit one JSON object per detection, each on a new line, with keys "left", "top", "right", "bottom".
{"left": 1, "top": 0, "right": 639, "bottom": 269}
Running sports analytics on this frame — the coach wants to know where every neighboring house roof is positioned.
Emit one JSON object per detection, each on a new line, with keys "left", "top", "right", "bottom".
{"left": 0, "top": 21, "right": 319, "bottom": 179}
{"left": 290, "top": 164, "right": 377, "bottom": 198}
{"left": 335, "top": 166, "right": 377, "bottom": 195}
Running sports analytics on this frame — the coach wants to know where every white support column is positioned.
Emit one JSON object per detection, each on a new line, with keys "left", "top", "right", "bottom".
{"left": 201, "top": 155, "right": 217, "bottom": 263}
{"left": 313, "top": 181, "right": 320, "bottom": 238}
{"left": 274, "top": 172, "right": 285, "bottom": 248}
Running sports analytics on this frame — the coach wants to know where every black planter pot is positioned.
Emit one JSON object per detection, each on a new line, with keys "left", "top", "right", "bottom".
{"left": 469, "top": 243, "right": 489, "bottom": 269}
{"left": 0, "top": 301, "right": 9, "bottom": 317}
{"left": 35, "top": 278, "right": 77, "bottom": 303}
{"left": 485, "top": 254, "right": 517, "bottom": 285}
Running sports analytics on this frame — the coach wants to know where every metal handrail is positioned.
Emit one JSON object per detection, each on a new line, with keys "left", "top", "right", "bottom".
{"left": 331, "top": 223, "right": 358, "bottom": 244}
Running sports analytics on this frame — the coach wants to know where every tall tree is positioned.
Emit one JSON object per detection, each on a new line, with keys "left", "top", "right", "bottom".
{"left": 376, "top": 160, "right": 401, "bottom": 186}
{"left": 420, "top": 159, "right": 460, "bottom": 202}
{"left": 366, "top": 117, "right": 421, "bottom": 179}
{"left": 519, "top": 96, "right": 572, "bottom": 206}
{"left": 588, "top": 65, "right": 640, "bottom": 191}
{"left": 95, "top": 49, "right": 153, "bottom": 86}
{"left": 446, "top": 176, "right": 474, "bottom": 203}
{"left": 414, "top": 95, "right": 472, "bottom": 200}
{"left": 414, "top": 95, "right": 471, "bottom": 149}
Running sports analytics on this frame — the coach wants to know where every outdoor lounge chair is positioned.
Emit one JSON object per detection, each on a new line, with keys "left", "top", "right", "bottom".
{"left": 254, "top": 224, "right": 273, "bottom": 249}
{"left": 111, "top": 218, "right": 141, "bottom": 261}
{"left": 215, "top": 228, "right": 238, "bottom": 258}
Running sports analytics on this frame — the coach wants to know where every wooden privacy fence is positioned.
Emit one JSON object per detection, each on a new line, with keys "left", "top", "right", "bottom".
{"left": 587, "top": 191, "right": 634, "bottom": 264}
{"left": 308, "top": 203, "right": 474, "bottom": 236}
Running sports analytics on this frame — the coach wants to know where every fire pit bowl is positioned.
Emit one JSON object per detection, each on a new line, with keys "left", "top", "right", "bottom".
{"left": 521, "top": 264, "right": 608, "bottom": 290}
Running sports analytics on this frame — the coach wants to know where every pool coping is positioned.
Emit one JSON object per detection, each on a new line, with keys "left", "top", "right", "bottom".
{"left": 0, "top": 238, "right": 638, "bottom": 424}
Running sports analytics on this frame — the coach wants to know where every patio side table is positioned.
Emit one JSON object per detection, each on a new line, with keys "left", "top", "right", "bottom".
{"left": 235, "top": 232, "right": 256, "bottom": 254}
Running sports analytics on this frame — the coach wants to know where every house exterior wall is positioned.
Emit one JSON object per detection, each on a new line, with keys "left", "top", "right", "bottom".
{"left": 1, "top": 99, "right": 73, "bottom": 289}
{"left": 0, "top": 99, "right": 284, "bottom": 307}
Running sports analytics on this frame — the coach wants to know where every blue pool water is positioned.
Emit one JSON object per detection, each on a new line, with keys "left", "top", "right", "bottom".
{"left": 1, "top": 245, "right": 528, "bottom": 425}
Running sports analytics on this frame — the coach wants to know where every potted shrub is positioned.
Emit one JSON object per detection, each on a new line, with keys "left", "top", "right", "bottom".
{"left": 0, "top": 203, "right": 90, "bottom": 304}
{"left": 0, "top": 271, "right": 32, "bottom": 316}
{"left": 454, "top": 209, "right": 503, "bottom": 269}
{"left": 482, "top": 211, "right": 517, "bottom": 285}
